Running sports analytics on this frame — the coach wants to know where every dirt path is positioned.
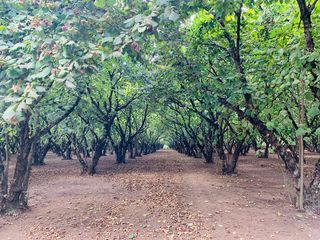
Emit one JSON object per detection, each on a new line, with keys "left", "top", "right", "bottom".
{"left": 0, "top": 150, "right": 319, "bottom": 240}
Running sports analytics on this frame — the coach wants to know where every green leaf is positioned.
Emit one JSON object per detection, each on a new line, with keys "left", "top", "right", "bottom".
{"left": 59, "top": 59, "right": 69, "bottom": 65}
{"left": 102, "top": 37, "right": 114, "bottom": 43}
{"left": 169, "top": 11, "right": 179, "bottom": 21}
{"left": 28, "top": 89, "right": 39, "bottom": 99}
{"left": 35, "top": 86, "right": 46, "bottom": 92}
{"left": 113, "top": 36, "right": 122, "bottom": 45}
{"left": 305, "top": 91, "right": 315, "bottom": 101}
{"left": 94, "top": 0, "right": 106, "bottom": 9}
{"left": 266, "top": 121, "right": 275, "bottom": 130}
{"left": 20, "top": 61, "right": 34, "bottom": 69}
{"left": 30, "top": 67, "right": 51, "bottom": 79}
{"left": 278, "top": 48, "right": 284, "bottom": 56}
{"left": 157, "top": 0, "right": 170, "bottom": 6}
{"left": 308, "top": 51, "right": 320, "bottom": 62}
{"left": 57, "top": 70, "right": 67, "bottom": 78}
{"left": 163, "top": 6, "right": 180, "bottom": 21}
{"left": 0, "top": 45, "right": 8, "bottom": 51}
{"left": 81, "top": 52, "right": 93, "bottom": 60}
{"left": 128, "top": 233, "right": 136, "bottom": 239}
{"left": 124, "top": 18, "right": 135, "bottom": 28}
{"left": 296, "top": 128, "right": 305, "bottom": 137}
{"left": 308, "top": 106, "right": 319, "bottom": 118}
{"left": 65, "top": 80, "right": 76, "bottom": 89}
{"left": 303, "top": 136, "right": 311, "bottom": 142}
{"left": 7, "top": 68, "right": 23, "bottom": 78}
{"left": 9, "top": 42, "right": 25, "bottom": 52}
{"left": 138, "top": 26, "right": 147, "bottom": 33}
{"left": 2, "top": 106, "right": 15, "bottom": 123}
{"left": 296, "top": 127, "right": 311, "bottom": 137}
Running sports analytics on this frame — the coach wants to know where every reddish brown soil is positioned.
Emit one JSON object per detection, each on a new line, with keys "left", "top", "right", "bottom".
{"left": 0, "top": 150, "right": 319, "bottom": 240}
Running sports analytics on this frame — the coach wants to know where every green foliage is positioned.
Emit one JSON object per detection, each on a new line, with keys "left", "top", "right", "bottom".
{"left": 1, "top": 0, "right": 320, "bottom": 164}
{"left": 0, "top": 0, "right": 121, "bottom": 123}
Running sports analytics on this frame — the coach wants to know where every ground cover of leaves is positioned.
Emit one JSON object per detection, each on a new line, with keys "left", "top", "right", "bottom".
{"left": 0, "top": 150, "right": 319, "bottom": 240}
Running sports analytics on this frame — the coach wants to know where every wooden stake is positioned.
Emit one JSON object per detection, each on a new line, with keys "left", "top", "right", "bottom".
{"left": 4, "top": 127, "right": 10, "bottom": 195}
{"left": 298, "top": 78, "right": 305, "bottom": 211}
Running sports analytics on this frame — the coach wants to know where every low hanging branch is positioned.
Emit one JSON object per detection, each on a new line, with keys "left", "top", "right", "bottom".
{"left": 31, "top": 95, "right": 81, "bottom": 141}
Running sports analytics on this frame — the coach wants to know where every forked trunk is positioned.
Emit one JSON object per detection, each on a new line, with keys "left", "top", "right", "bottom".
{"left": 217, "top": 141, "right": 226, "bottom": 160}
{"left": 115, "top": 144, "right": 127, "bottom": 164}
{"left": 89, "top": 140, "right": 105, "bottom": 175}
{"left": 74, "top": 149, "right": 88, "bottom": 174}
{"left": 63, "top": 143, "right": 72, "bottom": 160}
{"left": 32, "top": 141, "right": 50, "bottom": 166}
{"left": 223, "top": 141, "right": 243, "bottom": 174}
{"left": 72, "top": 134, "right": 88, "bottom": 174}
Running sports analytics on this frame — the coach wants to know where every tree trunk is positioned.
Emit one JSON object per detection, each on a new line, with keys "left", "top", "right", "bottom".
{"left": 75, "top": 153, "right": 88, "bottom": 175}
{"left": 296, "top": 0, "right": 319, "bottom": 101}
{"left": 296, "top": 0, "right": 320, "bottom": 212}
{"left": 39, "top": 145, "right": 50, "bottom": 165}
{"left": 50, "top": 141, "right": 64, "bottom": 157}
{"left": 0, "top": 156, "right": 7, "bottom": 213}
{"left": 82, "top": 137, "right": 91, "bottom": 158}
{"left": 71, "top": 134, "right": 88, "bottom": 174}
{"left": 63, "top": 142, "right": 72, "bottom": 160}
{"left": 304, "top": 160, "right": 320, "bottom": 213}
{"left": 129, "top": 143, "right": 135, "bottom": 159}
{"left": 115, "top": 144, "right": 127, "bottom": 164}
{"left": 263, "top": 142, "right": 269, "bottom": 158}
{"left": 217, "top": 137, "right": 226, "bottom": 160}
{"left": 7, "top": 117, "right": 33, "bottom": 211}
{"left": 223, "top": 141, "right": 243, "bottom": 174}
{"left": 0, "top": 132, "right": 10, "bottom": 213}
{"left": 203, "top": 143, "right": 214, "bottom": 163}
{"left": 251, "top": 139, "right": 258, "bottom": 151}
{"left": 204, "top": 151, "right": 214, "bottom": 164}
{"left": 296, "top": 0, "right": 315, "bottom": 51}
{"left": 219, "top": 98, "right": 298, "bottom": 173}
{"left": 217, "top": 130, "right": 227, "bottom": 160}
{"left": 32, "top": 141, "right": 50, "bottom": 166}
{"left": 102, "top": 143, "right": 108, "bottom": 156}
{"left": 89, "top": 140, "right": 105, "bottom": 175}
{"left": 135, "top": 145, "right": 141, "bottom": 157}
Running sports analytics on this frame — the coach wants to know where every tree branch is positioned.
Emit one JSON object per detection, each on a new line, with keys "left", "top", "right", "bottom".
{"left": 32, "top": 95, "right": 81, "bottom": 141}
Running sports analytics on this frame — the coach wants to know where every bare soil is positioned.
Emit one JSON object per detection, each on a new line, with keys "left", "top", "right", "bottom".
{"left": 0, "top": 150, "right": 319, "bottom": 240}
